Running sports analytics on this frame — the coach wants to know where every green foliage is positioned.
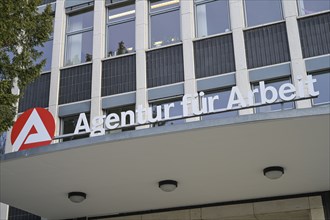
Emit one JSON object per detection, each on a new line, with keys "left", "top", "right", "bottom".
{"left": 0, "top": 0, "right": 53, "bottom": 133}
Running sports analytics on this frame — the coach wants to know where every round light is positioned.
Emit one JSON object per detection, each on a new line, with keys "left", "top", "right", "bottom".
{"left": 68, "top": 192, "right": 86, "bottom": 203}
{"left": 263, "top": 166, "right": 284, "bottom": 180}
{"left": 158, "top": 180, "right": 178, "bottom": 192}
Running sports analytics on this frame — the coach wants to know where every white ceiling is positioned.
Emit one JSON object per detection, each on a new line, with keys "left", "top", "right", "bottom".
{"left": 1, "top": 114, "right": 329, "bottom": 219}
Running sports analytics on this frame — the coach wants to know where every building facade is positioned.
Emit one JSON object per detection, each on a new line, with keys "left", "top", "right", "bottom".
{"left": 0, "top": 0, "right": 329, "bottom": 219}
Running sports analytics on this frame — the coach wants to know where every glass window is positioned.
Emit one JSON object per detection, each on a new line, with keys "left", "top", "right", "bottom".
{"left": 202, "top": 89, "right": 238, "bottom": 120}
{"left": 105, "top": 105, "right": 136, "bottom": 133}
{"left": 107, "top": 3, "right": 135, "bottom": 57}
{"left": 195, "top": 0, "right": 230, "bottom": 38}
{"left": 244, "top": 0, "right": 283, "bottom": 27}
{"left": 0, "top": 132, "right": 6, "bottom": 155}
{"left": 298, "top": 0, "right": 330, "bottom": 15}
{"left": 65, "top": 10, "right": 94, "bottom": 66}
{"left": 35, "top": 40, "right": 53, "bottom": 72}
{"left": 311, "top": 71, "right": 330, "bottom": 105}
{"left": 253, "top": 78, "right": 294, "bottom": 113}
{"left": 150, "top": 98, "right": 184, "bottom": 126}
{"left": 61, "top": 114, "right": 90, "bottom": 142}
{"left": 150, "top": 0, "right": 181, "bottom": 48}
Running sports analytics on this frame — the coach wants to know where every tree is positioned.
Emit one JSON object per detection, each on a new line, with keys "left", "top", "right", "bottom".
{"left": 0, "top": 0, "right": 53, "bottom": 133}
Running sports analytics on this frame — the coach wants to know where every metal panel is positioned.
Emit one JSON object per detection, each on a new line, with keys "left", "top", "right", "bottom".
{"left": 18, "top": 73, "right": 51, "bottom": 113}
{"left": 58, "top": 101, "right": 91, "bottom": 117}
{"left": 40, "top": 0, "right": 56, "bottom": 5}
{"left": 249, "top": 63, "right": 291, "bottom": 82}
{"left": 244, "top": 22, "right": 291, "bottom": 69}
{"left": 146, "top": 44, "right": 184, "bottom": 88}
{"left": 102, "top": 55, "right": 136, "bottom": 96}
{"left": 298, "top": 13, "right": 330, "bottom": 58}
{"left": 305, "top": 55, "right": 330, "bottom": 72}
{"left": 197, "top": 73, "right": 236, "bottom": 91}
{"left": 102, "top": 92, "right": 136, "bottom": 109}
{"left": 194, "top": 34, "right": 235, "bottom": 78}
{"left": 59, "top": 64, "right": 92, "bottom": 104}
{"left": 65, "top": 0, "right": 93, "bottom": 8}
{"left": 148, "top": 83, "right": 184, "bottom": 101}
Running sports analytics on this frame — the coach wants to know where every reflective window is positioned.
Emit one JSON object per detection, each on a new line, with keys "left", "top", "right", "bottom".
{"left": 311, "top": 71, "right": 330, "bottom": 105}
{"left": 105, "top": 105, "right": 136, "bottom": 133}
{"left": 107, "top": 3, "right": 135, "bottom": 57}
{"left": 65, "top": 11, "right": 93, "bottom": 66}
{"left": 151, "top": 98, "right": 184, "bottom": 126}
{"left": 35, "top": 40, "right": 53, "bottom": 72}
{"left": 0, "top": 132, "right": 6, "bottom": 155}
{"left": 195, "top": 0, "right": 230, "bottom": 38}
{"left": 202, "top": 89, "right": 238, "bottom": 120}
{"left": 253, "top": 78, "right": 294, "bottom": 113}
{"left": 150, "top": 0, "right": 181, "bottom": 48}
{"left": 244, "top": 0, "right": 283, "bottom": 27}
{"left": 61, "top": 114, "right": 90, "bottom": 142}
{"left": 298, "top": 0, "right": 330, "bottom": 15}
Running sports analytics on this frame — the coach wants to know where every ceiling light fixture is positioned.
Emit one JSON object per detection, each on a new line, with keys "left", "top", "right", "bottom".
{"left": 158, "top": 180, "right": 178, "bottom": 192}
{"left": 68, "top": 192, "right": 87, "bottom": 203}
{"left": 263, "top": 166, "right": 284, "bottom": 180}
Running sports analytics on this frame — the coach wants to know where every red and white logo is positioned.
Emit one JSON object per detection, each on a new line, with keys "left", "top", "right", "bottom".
{"left": 11, "top": 108, "right": 55, "bottom": 152}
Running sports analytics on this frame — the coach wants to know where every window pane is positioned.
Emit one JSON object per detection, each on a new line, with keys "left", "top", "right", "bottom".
{"left": 254, "top": 79, "right": 294, "bottom": 113}
{"left": 108, "top": 4, "right": 135, "bottom": 23}
{"left": 150, "top": 10, "right": 181, "bottom": 47}
{"left": 298, "top": 0, "right": 330, "bottom": 15}
{"left": 312, "top": 72, "right": 330, "bottom": 105}
{"left": 150, "top": 0, "right": 180, "bottom": 13}
{"left": 196, "top": 0, "right": 230, "bottom": 37}
{"left": 107, "top": 20, "right": 135, "bottom": 57}
{"left": 35, "top": 40, "right": 53, "bottom": 72}
{"left": 245, "top": 0, "right": 283, "bottom": 27}
{"left": 68, "top": 11, "right": 94, "bottom": 32}
{"left": 105, "top": 105, "right": 135, "bottom": 133}
{"left": 151, "top": 99, "right": 184, "bottom": 126}
{"left": 62, "top": 114, "right": 90, "bottom": 142}
{"left": 203, "top": 90, "right": 238, "bottom": 120}
{"left": 0, "top": 132, "right": 6, "bottom": 155}
{"left": 65, "top": 31, "right": 93, "bottom": 66}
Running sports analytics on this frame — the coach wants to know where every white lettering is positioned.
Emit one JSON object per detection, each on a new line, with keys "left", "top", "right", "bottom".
{"left": 74, "top": 113, "right": 90, "bottom": 134}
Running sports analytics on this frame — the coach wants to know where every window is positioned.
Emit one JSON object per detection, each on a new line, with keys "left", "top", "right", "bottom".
{"left": 195, "top": 0, "right": 230, "bottom": 38}
{"left": 202, "top": 89, "right": 238, "bottom": 120}
{"left": 61, "top": 113, "right": 90, "bottom": 142}
{"left": 149, "top": 0, "right": 181, "bottom": 48}
{"left": 310, "top": 71, "right": 330, "bottom": 105}
{"left": 65, "top": 10, "right": 93, "bottom": 66}
{"left": 105, "top": 105, "right": 136, "bottom": 133}
{"left": 0, "top": 132, "right": 6, "bottom": 155}
{"left": 244, "top": 0, "right": 283, "bottom": 27}
{"left": 252, "top": 78, "right": 294, "bottom": 113}
{"left": 298, "top": 0, "right": 330, "bottom": 16}
{"left": 150, "top": 98, "right": 184, "bottom": 126}
{"left": 107, "top": 3, "right": 135, "bottom": 57}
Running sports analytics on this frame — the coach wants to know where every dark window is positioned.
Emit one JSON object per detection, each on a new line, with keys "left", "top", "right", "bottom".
{"left": 310, "top": 71, "right": 330, "bottom": 105}
{"left": 150, "top": 0, "right": 181, "bottom": 48}
{"left": 0, "top": 132, "right": 6, "bottom": 155}
{"left": 244, "top": 0, "right": 283, "bottom": 27}
{"left": 195, "top": 0, "right": 230, "bottom": 37}
{"left": 65, "top": 10, "right": 94, "bottom": 66}
{"left": 252, "top": 78, "right": 294, "bottom": 113}
{"left": 150, "top": 98, "right": 184, "bottom": 126}
{"left": 202, "top": 89, "right": 238, "bottom": 120}
{"left": 105, "top": 105, "right": 136, "bottom": 133}
{"left": 61, "top": 113, "right": 90, "bottom": 142}
{"left": 107, "top": 3, "right": 135, "bottom": 57}
{"left": 298, "top": 0, "right": 330, "bottom": 16}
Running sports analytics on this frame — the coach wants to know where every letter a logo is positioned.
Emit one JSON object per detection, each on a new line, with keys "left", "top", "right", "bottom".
{"left": 11, "top": 108, "right": 55, "bottom": 152}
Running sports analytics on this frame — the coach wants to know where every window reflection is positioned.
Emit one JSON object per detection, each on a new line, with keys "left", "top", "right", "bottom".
{"left": 61, "top": 113, "right": 90, "bottom": 142}
{"left": 311, "top": 71, "right": 330, "bottom": 105}
{"left": 35, "top": 40, "right": 53, "bottom": 72}
{"left": 244, "top": 0, "right": 283, "bottom": 27}
{"left": 298, "top": 0, "right": 330, "bottom": 15}
{"left": 253, "top": 78, "right": 294, "bottom": 113}
{"left": 195, "top": 0, "right": 230, "bottom": 38}
{"left": 151, "top": 99, "right": 184, "bottom": 126}
{"left": 107, "top": 3, "right": 135, "bottom": 57}
{"left": 150, "top": 0, "right": 181, "bottom": 48}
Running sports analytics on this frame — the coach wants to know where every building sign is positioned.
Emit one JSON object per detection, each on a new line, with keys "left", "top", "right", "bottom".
{"left": 11, "top": 108, "right": 55, "bottom": 151}
{"left": 75, "top": 75, "right": 319, "bottom": 137}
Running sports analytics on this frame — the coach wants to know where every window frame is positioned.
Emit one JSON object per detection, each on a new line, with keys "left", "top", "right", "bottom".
{"left": 194, "top": 0, "right": 231, "bottom": 38}
{"left": 106, "top": 1, "right": 136, "bottom": 58}
{"left": 297, "top": 0, "right": 330, "bottom": 16}
{"left": 64, "top": 9, "right": 94, "bottom": 67}
{"left": 148, "top": 0, "right": 181, "bottom": 48}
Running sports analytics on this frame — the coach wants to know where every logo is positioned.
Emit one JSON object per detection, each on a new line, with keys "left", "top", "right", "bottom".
{"left": 11, "top": 108, "right": 55, "bottom": 152}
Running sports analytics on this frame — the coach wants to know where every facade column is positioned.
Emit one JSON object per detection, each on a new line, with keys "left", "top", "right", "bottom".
{"left": 282, "top": 0, "right": 311, "bottom": 109}
{"left": 135, "top": 0, "right": 149, "bottom": 129}
{"left": 229, "top": 0, "right": 253, "bottom": 115}
{"left": 90, "top": 0, "right": 106, "bottom": 122}
{"left": 48, "top": 0, "right": 66, "bottom": 138}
